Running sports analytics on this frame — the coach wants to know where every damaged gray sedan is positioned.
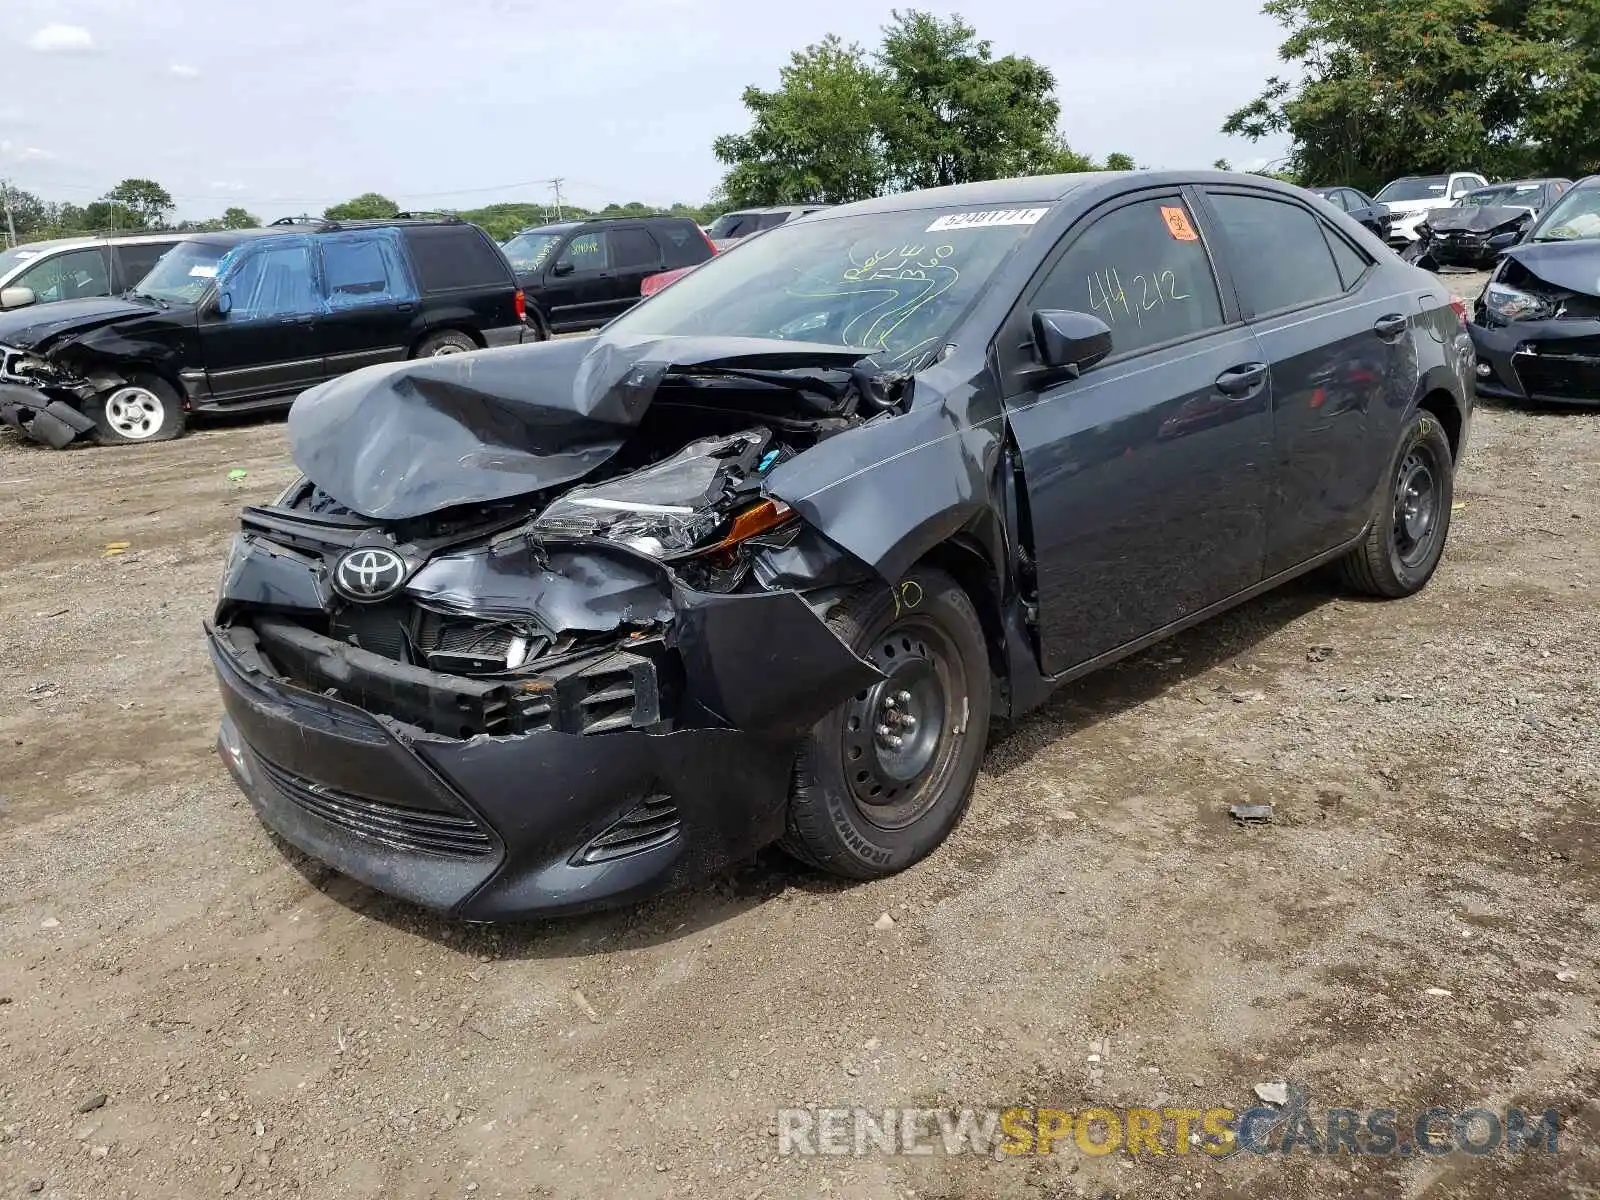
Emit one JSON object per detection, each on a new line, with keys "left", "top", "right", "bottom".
{"left": 209, "top": 171, "right": 1473, "bottom": 919}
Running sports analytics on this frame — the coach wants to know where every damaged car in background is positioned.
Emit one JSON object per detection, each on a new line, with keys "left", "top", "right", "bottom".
{"left": 1406, "top": 178, "right": 1571, "bottom": 270}
{"left": 1471, "top": 174, "right": 1600, "bottom": 405}
{"left": 209, "top": 170, "right": 1473, "bottom": 920}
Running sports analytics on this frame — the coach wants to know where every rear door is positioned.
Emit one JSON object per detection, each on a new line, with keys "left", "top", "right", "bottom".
{"left": 605, "top": 225, "right": 665, "bottom": 317}
{"left": 111, "top": 240, "right": 179, "bottom": 292}
{"left": 1198, "top": 186, "right": 1413, "bottom": 574}
{"left": 199, "top": 237, "right": 325, "bottom": 403}
{"left": 999, "top": 190, "right": 1272, "bottom": 674}
{"left": 540, "top": 229, "right": 614, "bottom": 330}
{"left": 316, "top": 229, "right": 418, "bottom": 375}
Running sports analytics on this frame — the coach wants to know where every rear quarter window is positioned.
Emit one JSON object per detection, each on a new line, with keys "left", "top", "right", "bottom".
{"left": 658, "top": 222, "right": 712, "bottom": 268}
{"left": 403, "top": 225, "right": 513, "bottom": 292}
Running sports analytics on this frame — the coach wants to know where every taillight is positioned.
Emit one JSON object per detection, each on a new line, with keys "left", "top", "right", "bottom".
{"left": 701, "top": 228, "right": 718, "bottom": 256}
{"left": 1449, "top": 297, "right": 1469, "bottom": 326}
{"left": 514, "top": 289, "right": 526, "bottom": 322}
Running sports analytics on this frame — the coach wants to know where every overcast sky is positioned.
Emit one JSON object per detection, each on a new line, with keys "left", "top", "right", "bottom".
{"left": 0, "top": 0, "right": 1291, "bottom": 220}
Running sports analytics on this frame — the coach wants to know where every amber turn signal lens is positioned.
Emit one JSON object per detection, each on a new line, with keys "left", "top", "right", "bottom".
{"left": 699, "top": 498, "right": 793, "bottom": 554}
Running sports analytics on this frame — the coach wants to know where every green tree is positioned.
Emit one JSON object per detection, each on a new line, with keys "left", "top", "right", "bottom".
{"left": 104, "top": 178, "right": 174, "bottom": 228}
{"left": 1223, "top": 0, "right": 1600, "bottom": 191}
{"left": 0, "top": 185, "right": 48, "bottom": 238}
{"left": 876, "top": 10, "right": 1064, "bottom": 189}
{"left": 1103, "top": 152, "right": 1137, "bottom": 171}
{"left": 221, "top": 206, "right": 259, "bottom": 229}
{"left": 81, "top": 200, "right": 142, "bottom": 232}
{"left": 324, "top": 192, "right": 401, "bottom": 221}
{"left": 713, "top": 34, "right": 888, "bottom": 205}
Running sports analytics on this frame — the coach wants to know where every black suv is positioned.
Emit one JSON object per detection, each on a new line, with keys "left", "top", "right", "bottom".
{"left": 500, "top": 216, "right": 715, "bottom": 335}
{"left": 0, "top": 216, "right": 526, "bottom": 447}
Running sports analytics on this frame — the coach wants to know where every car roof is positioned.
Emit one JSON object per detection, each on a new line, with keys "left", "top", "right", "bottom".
{"left": 5, "top": 231, "right": 186, "bottom": 254}
{"left": 818, "top": 170, "right": 1313, "bottom": 220}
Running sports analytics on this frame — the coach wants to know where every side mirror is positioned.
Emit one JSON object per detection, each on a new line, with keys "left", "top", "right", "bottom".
{"left": 0, "top": 286, "right": 37, "bottom": 310}
{"left": 1030, "top": 309, "right": 1113, "bottom": 379}
{"left": 551, "top": 261, "right": 575, "bottom": 277}
{"left": 214, "top": 291, "right": 233, "bottom": 316}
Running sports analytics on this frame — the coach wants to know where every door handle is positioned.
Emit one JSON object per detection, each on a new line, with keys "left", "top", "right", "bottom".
{"left": 1374, "top": 313, "right": 1408, "bottom": 339}
{"left": 1215, "top": 362, "right": 1268, "bottom": 397}
{"left": 396, "top": 302, "right": 416, "bottom": 313}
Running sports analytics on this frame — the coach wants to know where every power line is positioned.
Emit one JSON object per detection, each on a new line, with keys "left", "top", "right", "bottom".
{"left": 0, "top": 174, "right": 577, "bottom": 207}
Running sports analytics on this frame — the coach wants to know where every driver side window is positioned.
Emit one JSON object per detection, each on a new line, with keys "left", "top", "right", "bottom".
{"left": 1031, "top": 197, "right": 1225, "bottom": 358}
{"left": 221, "top": 241, "right": 319, "bottom": 321}
{"left": 555, "top": 231, "right": 609, "bottom": 273}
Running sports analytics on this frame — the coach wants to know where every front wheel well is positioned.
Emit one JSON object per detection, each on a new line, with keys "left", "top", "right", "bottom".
{"left": 1417, "top": 389, "right": 1462, "bottom": 461}
{"left": 913, "top": 538, "right": 1007, "bottom": 696}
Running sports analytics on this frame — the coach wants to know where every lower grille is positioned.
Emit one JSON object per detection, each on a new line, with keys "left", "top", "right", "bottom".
{"left": 574, "top": 794, "right": 680, "bottom": 864}
{"left": 258, "top": 756, "right": 494, "bottom": 860}
{"left": 1514, "top": 351, "right": 1600, "bottom": 401}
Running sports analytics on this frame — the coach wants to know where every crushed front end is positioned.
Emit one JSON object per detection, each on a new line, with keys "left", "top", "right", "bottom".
{"left": 1471, "top": 248, "right": 1600, "bottom": 406}
{"left": 0, "top": 349, "right": 100, "bottom": 448}
{"left": 210, "top": 343, "right": 903, "bottom": 919}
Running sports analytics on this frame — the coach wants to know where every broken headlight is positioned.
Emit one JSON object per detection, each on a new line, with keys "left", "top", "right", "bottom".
{"left": 529, "top": 429, "right": 793, "bottom": 558}
{"left": 1483, "top": 284, "right": 1558, "bottom": 323}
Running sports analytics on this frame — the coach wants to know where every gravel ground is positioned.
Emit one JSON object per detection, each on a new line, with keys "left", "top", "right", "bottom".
{"left": 2, "top": 272, "right": 1598, "bottom": 1199}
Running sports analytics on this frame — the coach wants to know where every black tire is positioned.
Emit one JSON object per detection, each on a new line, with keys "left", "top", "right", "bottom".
{"left": 525, "top": 307, "right": 552, "bottom": 342}
{"left": 414, "top": 330, "right": 477, "bottom": 358}
{"left": 779, "top": 566, "right": 991, "bottom": 879}
{"left": 1339, "top": 409, "right": 1455, "bottom": 598}
{"left": 84, "top": 374, "right": 186, "bottom": 446}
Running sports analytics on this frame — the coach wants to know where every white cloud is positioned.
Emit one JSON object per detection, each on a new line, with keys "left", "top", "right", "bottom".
{"left": 0, "top": 140, "right": 55, "bottom": 162}
{"left": 169, "top": 64, "right": 200, "bottom": 79}
{"left": 28, "top": 25, "right": 96, "bottom": 54}
{"left": 208, "top": 181, "right": 246, "bottom": 192}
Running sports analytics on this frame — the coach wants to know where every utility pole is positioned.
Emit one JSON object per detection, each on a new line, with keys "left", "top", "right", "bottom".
{"left": 551, "top": 178, "right": 565, "bottom": 222}
{"left": 1, "top": 180, "right": 15, "bottom": 250}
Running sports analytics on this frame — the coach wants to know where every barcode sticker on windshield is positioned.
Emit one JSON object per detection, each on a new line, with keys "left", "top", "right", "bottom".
{"left": 926, "top": 207, "right": 1049, "bottom": 233}
{"left": 188, "top": 265, "right": 217, "bottom": 278}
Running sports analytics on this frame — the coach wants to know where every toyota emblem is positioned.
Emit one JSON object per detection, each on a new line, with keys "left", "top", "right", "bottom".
{"left": 333, "top": 547, "right": 407, "bottom": 602}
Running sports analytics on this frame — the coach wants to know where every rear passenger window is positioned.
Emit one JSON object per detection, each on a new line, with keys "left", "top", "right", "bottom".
{"left": 1032, "top": 197, "right": 1225, "bottom": 357}
{"left": 1323, "top": 228, "right": 1370, "bottom": 290}
{"left": 405, "top": 226, "right": 511, "bottom": 292}
{"left": 1206, "top": 193, "right": 1345, "bottom": 315}
{"left": 320, "top": 233, "right": 415, "bottom": 308}
{"left": 609, "top": 228, "right": 661, "bottom": 270}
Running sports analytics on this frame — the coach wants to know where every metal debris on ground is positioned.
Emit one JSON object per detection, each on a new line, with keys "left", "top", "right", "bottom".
{"left": 1229, "top": 803, "right": 1274, "bottom": 824}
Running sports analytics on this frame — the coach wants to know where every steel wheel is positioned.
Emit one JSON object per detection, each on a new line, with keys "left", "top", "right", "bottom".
{"left": 1392, "top": 444, "right": 1442, "bottom": 570}
{"left": 102, "top": 386, "right": 166, "bottom": 440}
{"left": 431, "top": 343, "right": 467, "bottom": 356}
{"left": 839, "top": 615, "right": 967, "bottom": 831}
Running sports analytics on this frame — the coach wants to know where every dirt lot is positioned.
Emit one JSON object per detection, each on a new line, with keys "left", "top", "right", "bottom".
{"left": 2, "top": 275, "right": 1598, "bottom": 1199}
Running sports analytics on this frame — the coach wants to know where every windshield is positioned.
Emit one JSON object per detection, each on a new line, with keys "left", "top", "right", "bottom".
{"left": 501, "top": 230, "right": 561, "bottom": 273}
{"left": 1530, "top": 186, "right": 1600, "bottom": 242}
{"left": 706, "top": 212, "right": 759, "bottom": 240}
{"left": 1376, "top": 177, "right": 1448, "bottom": 203}
{"left": 607, "top": 204, "right": 1049, "bottom": 370}
{"left": 134, "top": 241, "right": 223, "bottom": 303}
{"left": 0, "top": 244, "right": 54, "bottom": 279}
{"left": 1460, "top": 184, "right": 1541, "bottom": 208}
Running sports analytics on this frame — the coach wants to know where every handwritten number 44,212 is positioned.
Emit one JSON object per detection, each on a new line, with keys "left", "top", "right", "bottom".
{"left": 1086, "top": 266, "right": 1189, "bottom": 327}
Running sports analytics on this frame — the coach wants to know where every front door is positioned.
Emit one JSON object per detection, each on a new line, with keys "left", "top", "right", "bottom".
{"left": 1200, "top": 187, "right": 1412, "bottom": 574}
{"left": 316, "top": 229, "right": 419, "bottom": 377}
{"left": 1000, "top": 192, "right": 1272, "bottom": 675}
{"left": 200, "top": 237, "right": 325, "bottom": 404}
{"left": 540, "top": 230, "right": 616, "bottom": 331}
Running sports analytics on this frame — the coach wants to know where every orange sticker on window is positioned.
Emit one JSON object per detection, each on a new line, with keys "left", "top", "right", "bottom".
{"left": 1160, "top": 205, "right": 1199, "bottom": 241}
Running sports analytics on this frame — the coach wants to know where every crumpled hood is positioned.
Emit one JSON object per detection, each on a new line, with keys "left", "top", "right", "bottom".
{"left": 286, "top": 333, "right": 869, "bottom": 522}
{"left": 0, "top": 296, "right": 157, "bottom": 351}
{"left": 1497, "top": 240, "right": 1600, "bottom": 295}
{"left": 1428, "top": 206, "right": 1532, "bottom": 234}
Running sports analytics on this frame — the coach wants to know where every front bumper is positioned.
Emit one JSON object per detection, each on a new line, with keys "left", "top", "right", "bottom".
{"left": 1426, "top": 236, "right": 1497, "bottom": 268}
{"left": 0, "top": 382, "right": 95, "bottom": 448}
{"left": 1469, "top": 316, "right": 1600, "bottom": 406}
{"left": 210, "top": 620, "right": 804, "bottom": 920}
{"left": 1388, "top": 212, "right": 1427, "bottom": 245}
